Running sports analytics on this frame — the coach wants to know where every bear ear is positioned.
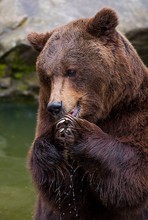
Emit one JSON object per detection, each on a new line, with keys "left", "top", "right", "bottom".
{"left": 87, "top": 8, "right": 118, "bottom": 37}
{"left": 27, "top": 32, "right": 53, "bottom": 52}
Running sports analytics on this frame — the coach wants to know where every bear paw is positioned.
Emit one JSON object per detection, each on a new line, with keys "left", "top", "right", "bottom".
{"left": 55, "top": 115, "right": 79, "bottom": 146}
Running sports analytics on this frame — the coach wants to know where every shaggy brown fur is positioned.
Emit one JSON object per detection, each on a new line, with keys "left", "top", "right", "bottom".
{"left": 28, "top": 8, "right": 148, "bottom": 220}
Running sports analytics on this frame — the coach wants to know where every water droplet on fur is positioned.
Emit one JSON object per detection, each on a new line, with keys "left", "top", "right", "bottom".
{"left": 70, "top": 164, "right": 79, "bottom": 218}
{"left": 58, "top": 188, "right": 62, "bottom": 211}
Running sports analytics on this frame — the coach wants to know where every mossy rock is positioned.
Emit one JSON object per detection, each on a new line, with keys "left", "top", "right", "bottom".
{"left": 0, "top": 64, "right": 7, "bottom": 78}
{"left": 0, "top": 44, "right": 39, "bottom": 99}
{"left": 0, "top": 44, "right": 38, "bottom": 79}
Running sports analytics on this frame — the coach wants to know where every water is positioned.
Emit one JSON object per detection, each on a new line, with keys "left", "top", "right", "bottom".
{"left": 0, "top": 101, "right": 37, "bottom": 220}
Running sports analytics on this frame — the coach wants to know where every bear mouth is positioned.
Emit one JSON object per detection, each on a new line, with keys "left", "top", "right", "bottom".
{"left": 69, "top": 104, "right": 80, "bottom": 118}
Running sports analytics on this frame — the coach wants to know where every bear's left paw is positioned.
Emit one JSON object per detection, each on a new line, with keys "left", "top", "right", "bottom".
{"left": 54, "top": 115, "right": 80, "bottom": 146}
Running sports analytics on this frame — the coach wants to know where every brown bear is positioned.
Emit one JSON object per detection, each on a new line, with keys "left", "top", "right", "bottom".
{"left": 27, "top": 8, "right": 148, "bottom": 220}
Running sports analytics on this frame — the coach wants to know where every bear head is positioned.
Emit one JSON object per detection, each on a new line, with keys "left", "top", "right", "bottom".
{"left": 28, "top": 8, "right": 144, "bottom": 123}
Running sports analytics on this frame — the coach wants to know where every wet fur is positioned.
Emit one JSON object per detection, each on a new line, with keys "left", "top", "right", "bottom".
{"left": 28, "top": 8, "right": 148, "bottom": 220}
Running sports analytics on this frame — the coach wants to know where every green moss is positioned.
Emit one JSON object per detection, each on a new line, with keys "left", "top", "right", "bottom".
{"left": 0, "top": 46, "right": 35, "bottom": 80}
{"left": 14, "top": 72, "right": 23, "bottom": 79}
{"left": 11, "top": 52, "right": 35, "bottom": 79}
{"left": 0, "top": 46, "right": 38, "bottom": 99}
{"left": 0, "top": 64, "right": 7, "bottom": 78}
{"left": 18, "top": 83, "right": 28, "bottom": 91}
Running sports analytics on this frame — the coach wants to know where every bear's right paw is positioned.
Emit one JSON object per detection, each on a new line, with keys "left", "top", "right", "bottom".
{"left": 54, "top": 115, "right": 79, "bottom": 147}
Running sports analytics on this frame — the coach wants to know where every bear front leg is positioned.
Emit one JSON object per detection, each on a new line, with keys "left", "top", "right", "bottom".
{"left": 54, "top": 115, "right": 148, "bottom": 214}
{"left": 29, "top": 131, "right": 73, "bottom": 214}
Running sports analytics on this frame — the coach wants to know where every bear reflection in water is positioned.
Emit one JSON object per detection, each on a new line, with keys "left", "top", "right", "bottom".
{"left": 28, "top": 8, "right": 148, "bottom": 220}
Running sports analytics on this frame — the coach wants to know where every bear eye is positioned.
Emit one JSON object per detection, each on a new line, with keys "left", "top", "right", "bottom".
{"left": 65, "top": 69, "right": 77, "bottom": 77}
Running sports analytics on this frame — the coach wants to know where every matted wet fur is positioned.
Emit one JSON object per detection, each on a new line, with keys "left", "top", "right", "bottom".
{"left": 28, "top": 8, "right": 148, "bottom": 220}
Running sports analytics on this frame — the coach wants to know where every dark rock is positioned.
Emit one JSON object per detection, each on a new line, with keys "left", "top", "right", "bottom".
{"left": 126, "top": 28, "right": 148, "bottom": 66}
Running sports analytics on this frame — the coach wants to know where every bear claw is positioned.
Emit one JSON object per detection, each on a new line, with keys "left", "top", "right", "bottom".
{"left": 55, "top": 116, "right": 76, "bottom": 130}
{"left": 55, "top": 115, "right": 77, "bottom": 145}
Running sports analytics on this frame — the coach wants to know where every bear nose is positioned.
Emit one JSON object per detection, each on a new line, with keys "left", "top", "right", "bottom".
{"left": 47, "top": 101, "right": 62, "bottom": 115}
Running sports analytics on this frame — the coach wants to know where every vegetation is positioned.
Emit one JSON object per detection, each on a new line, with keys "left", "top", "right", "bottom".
{"left": 0, "top": 46, "right": 35, "bottom": 80}
{"left": 0, "top": 45, "right": 38, "bottom": 99}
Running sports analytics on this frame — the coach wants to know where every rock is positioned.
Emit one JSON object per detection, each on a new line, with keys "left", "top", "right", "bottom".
{"left": 0, "top": 77, "right": 11, "bottom": 89}
{"left": 0, "top": 0, "right": 148, "bottom": 99}
{"left": 126, "top": 28, "right": 148, "bottom": 66}
{"left": 0, "top": 44, "right": 36, "bottom": 80}
{"left": 0, "top": 0, "right": 148, "bottom": 58}
{"left": 0, "top": 77, "right": 38, "bottom": 100}
{"left": 0, "top": 44, "right": 38, "bottom": 99}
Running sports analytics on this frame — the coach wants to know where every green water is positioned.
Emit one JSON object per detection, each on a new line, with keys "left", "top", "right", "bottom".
{"left": 0, "top": 101, "right": 37, "bottom": 220}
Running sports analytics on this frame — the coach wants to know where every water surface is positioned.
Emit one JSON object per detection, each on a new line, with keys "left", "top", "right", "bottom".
{"left": 0, "top": 101, "right": 37, "bottom": 220}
